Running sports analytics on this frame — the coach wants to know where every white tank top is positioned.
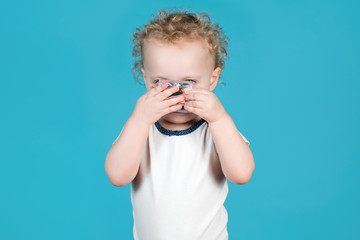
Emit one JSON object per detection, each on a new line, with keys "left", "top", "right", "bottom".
{"left": 114, "top": 118, "right": 250, "bottom": 239}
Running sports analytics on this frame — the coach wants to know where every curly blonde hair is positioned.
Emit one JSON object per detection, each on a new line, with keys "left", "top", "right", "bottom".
{"left": 131, "top": 8, "right": 228, "bottom": 86}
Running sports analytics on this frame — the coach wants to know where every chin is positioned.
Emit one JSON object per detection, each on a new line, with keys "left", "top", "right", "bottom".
{"left": 163, "top": 111, "right": 198, "bottom": 123}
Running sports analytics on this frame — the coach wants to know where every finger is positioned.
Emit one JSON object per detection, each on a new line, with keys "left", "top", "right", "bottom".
{"left": 164, "top": 103, "right": 183, "bottom": 114}
{"left": 183, "top": 104, "right": 199, "bottom": 114}
{"left": 150, "top": 81, "right": 169, "bottom": 96}
{"left": 182, "top": 87, "right": 191, "bottom": 94}
{"left": 162, "top": 95, "right": 185, "bottom": 107}
{"left": 184, "top": 100, "right": 203, "bottom": 108}
{"left": 184, "top": 88, "right": 210, "bottom": 95}
{"left": 184, "top": 92, "right": 207, "bottom": 102}
{"left": 157, "top": 85, "right": 180, "bottom": 100}
{"left": 184, "top": 89, "right": 209, "bottom": 101}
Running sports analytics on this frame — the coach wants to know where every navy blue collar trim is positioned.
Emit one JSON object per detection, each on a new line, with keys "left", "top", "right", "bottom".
{"left": 155, "top": 118, "right": 207, "bottom": 136}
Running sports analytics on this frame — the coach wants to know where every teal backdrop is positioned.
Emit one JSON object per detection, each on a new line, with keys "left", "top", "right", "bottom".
{"left": 1, "top": 0, "right": 359, "bottom": 239}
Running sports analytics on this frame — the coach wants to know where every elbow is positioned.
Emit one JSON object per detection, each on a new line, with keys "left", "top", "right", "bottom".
{"left": 234, "top": 163, "right": 255, "bottom": 185}
{"left": 105, "top": 171, "right": 130, "bottom": 187}
{"left": 234, "top": 176, "right": 252, "bottom": 185}
{"left": 104, "top": 161, "right": 129, "bottom": 187}
{"left": 109, "top": 178, "right": 129, "bottom": 187}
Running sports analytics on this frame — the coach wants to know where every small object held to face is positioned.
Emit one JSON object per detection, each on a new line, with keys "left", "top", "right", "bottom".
{"left": 156, "top": 79, "right": 194, "bottom": 113}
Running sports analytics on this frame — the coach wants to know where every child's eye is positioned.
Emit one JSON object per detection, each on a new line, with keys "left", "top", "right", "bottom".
{"left": 185, "top": 79, "right": 195, "bottom": 82}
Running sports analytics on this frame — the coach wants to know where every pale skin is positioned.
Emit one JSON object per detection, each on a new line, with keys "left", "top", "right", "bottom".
{"left": 105, "top": 37, "right": 255, "bottom": 186}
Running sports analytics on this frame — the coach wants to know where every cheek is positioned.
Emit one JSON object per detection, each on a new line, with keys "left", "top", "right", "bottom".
{"left": 147, "top": 81, "right": 157, "bottom": 90}
{"left": 193, "top": 81, "right": 210, "bottom": 90}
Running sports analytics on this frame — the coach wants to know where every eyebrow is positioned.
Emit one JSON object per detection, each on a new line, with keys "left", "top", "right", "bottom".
{"left": 151, "top": 75, "right": 168, "bottom": 80}
{"left": 183, "top": 76, "right": 201, "bottom": 80}
{"left": 150, "top": 75, "right": 200, "bottom": 80}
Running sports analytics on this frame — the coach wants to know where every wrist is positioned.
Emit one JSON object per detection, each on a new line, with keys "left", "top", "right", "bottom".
{"left": 208, "top": 112, "right": 230, "bottom": 126}
{"left": 130, "top": 113, "right": 152, "bottom": 129}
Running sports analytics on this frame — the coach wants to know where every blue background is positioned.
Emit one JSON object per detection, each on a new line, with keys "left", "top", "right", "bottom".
{"left": 1, "top": 0, "right": 359, "bottom": 239}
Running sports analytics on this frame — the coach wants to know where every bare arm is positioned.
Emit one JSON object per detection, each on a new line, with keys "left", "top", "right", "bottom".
{"left": 208, "top": 113, "right": 255, "bottom": 185}
{"left": 105, "top": 114, "right": 150, "bottom": 187}
{"left": 104, "top": 82, "right": 185, "bottom": 187}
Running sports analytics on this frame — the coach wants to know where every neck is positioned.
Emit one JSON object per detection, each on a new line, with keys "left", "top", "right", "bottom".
{"left": 158, "top": 116, "right": 202, "bottom": 131}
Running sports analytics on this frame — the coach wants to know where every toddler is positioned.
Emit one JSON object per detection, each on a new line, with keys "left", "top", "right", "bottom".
{"left": 105, "top": 8, "right": 255, "bottom": 240}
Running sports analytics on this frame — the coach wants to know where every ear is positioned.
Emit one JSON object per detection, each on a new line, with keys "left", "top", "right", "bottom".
{"left": 140, "top": 68, "right": 149, "bottom": 90}
{"left": 209, "top": 67, "right": 222, "bottom": 92}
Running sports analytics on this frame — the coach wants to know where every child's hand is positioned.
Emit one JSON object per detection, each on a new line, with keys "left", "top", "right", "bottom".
{"left": 183, "top": 88, "right": 227, "bottom": 124}
{"left": 132, "top": 82, "right": 185, "bottom": 126}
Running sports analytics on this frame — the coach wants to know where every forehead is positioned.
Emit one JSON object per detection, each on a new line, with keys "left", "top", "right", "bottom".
{"left": 142, "top": 38, "right": 214, "bottom": 75}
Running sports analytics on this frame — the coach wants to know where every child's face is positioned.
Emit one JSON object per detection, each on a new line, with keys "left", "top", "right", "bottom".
{"left": 141, "top": 37, "right": 221, "bottom": 123}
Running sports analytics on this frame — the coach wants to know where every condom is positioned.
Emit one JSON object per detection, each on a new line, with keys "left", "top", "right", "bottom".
{"left": 156, "top": 79, "right": 194, "bottom": 113}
